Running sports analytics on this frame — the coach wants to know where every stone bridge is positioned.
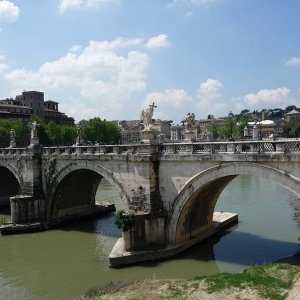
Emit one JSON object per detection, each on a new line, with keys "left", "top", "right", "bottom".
{"left": 1, "top": 139, "right": 300, "bottom": 265}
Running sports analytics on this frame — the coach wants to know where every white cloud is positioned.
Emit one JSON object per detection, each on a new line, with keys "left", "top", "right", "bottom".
{"left": 196, "top": 78, "right": 226, "bottom": 117}
{"left": 286, "top": 57, "right": 300, "bottom": 67}
{"left": 0, "top": 63, "right": 8, "bottom": 71}
{"left": 146, "top": 34, "right": 171, "bottom": 49}
{"left": 143, "top": 88, "right": 192, "bottom": 121}
{"left": 243, "top": 87, "right": 292, "bottom": 107}
{"left": 168, "top": 0, "right": 216, "bottom": 8}
{"left": 58, "top": 0, "right": 121, "bottom": 14}
{"left": 0, "top": 0, "right": 19, "bottom": 23}
{"left": 69, "top": 45, "right": 82, "bottom": 53}
{"left": 2, "top": 37, "right": 149, "bottom": 121}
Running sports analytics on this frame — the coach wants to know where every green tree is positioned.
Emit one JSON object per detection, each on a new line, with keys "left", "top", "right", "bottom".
{"left": 45, "top": 121, "right": 62, "bottom": 145}
{"left": 0, "top": 119, "right": 28, "bottom": 147}
{"left": 81, "top": 118, "right": 120, "bottom": 144}
{"left": 207, "top": 120, "right": 221, "bottom": 139}
{"left": 236, "top": 115, "right": 250, "bottom": 138}
{"left": 283, "top": 123, "right": 300, "bottom": 138}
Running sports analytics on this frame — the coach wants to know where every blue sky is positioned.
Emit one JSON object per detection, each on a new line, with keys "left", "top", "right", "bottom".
{"left": 0, "top": 0, "right": 300, "bottom": 123}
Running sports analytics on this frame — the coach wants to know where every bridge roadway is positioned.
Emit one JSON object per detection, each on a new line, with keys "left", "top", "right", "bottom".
{"left": 0, "top": 139, "right": 300, "bottom": 265}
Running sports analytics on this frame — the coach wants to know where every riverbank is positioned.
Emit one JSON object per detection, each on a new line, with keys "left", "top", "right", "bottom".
{"left": 81, "top": 263, "right": 300, "bottom": 300}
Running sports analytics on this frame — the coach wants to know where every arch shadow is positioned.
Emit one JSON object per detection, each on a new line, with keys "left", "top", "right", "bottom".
{"left": 46, "top": 161, "right": 129, "bottom": 220}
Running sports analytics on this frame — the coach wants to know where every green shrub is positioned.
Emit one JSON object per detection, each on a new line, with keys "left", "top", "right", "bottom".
{"left": 114, "top": 210, "right": 133, "bottom": 232}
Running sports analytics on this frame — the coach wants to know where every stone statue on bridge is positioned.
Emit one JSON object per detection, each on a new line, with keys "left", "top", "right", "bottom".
{"left": 30, "top": 121, "right": 38, "bottom": 139}
{"left": 9, "top": 129, "right": 16, "bottom": 148}
{"left": 184, "top": 112, "right": 195, "bottom": 132}
{"left": 29, "top": 121, "right": 39, "bottom": 147}
{"left": 10, "top": 129, "right": 16, "bottom": 143}
{"left": 140, "top": 102, "right": 156, "bottom": 131}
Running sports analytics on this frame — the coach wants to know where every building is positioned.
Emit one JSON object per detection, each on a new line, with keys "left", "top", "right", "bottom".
{"left": 0, "top": 91, "right": 74, "bottom": 125}
{"left": 285, "top": 110, "right": 300, "bottom": 123}
{"left": 197, "top": 118, "right": 227, "bottom": 138}
{"left": 247, "top": 120, "right": 283, "bottom": 139}
{"left": 170, "top": 124, "right": 185, "bottom": 141}
{"left": 115, "top": 118, "right": 172, "bottom": 144}
{"left": 114, "top": 120, "right": 142, "bottom": 144}
{"left": 151, "top": 119, "right": 172, "bottom": 139}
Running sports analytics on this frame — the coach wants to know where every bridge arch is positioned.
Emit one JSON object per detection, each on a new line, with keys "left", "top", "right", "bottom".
{"left": 0, "top": 161, "right": 22, "bottom": 207}
{"left": 168, "top": 162, "right": 300, "bottom": 245}
{"left": 46, "top": 161, "right": 129, "bottom": 220}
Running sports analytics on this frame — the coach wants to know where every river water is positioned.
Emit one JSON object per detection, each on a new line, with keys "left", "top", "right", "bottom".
{"left": 0, "top": 175, "right": 299, "bottom": 300}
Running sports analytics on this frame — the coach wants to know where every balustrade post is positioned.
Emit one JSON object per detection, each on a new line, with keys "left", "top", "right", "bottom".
{"left": 186, "top": 144, "right": 193, "bottom": 153}
{"left": 165, "top": 144, "right": 175, "bottom": 154}
{"left": 276, "top": 142, "right": 285, "bottom": 153}
{"left": 250, "top": 142, "right": 259, "bottom": 153}
{"left": 204, "top": 144, "right": 212, "bottom": 153}
{"left": 227, "top": 143, "right": 235, "bottom": 153}
{"left": 98, "top": 146, "right": 106, "bottom": 154}
{"left": 113, "top": 146, "right": 121, "bottom": 154}
{"left": 76, "top": 146, "right": 82, "bottom": 154}
{"left": 63, "top": 147, "right": 71, "bottom": 154}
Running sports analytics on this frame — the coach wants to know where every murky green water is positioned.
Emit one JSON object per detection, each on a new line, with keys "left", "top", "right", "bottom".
{"left": 0, "top": 175, "right": 299, "bottom": 300}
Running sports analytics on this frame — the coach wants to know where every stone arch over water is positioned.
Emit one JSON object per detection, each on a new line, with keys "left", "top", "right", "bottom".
{"left": 168, "top": 162, "right": 300, "bottom": 245}
{"left": 46, "top": 161, "right": 129, "bottom": 220}
{"left": 0, "top": 162, "right": 22, "bottom": 207}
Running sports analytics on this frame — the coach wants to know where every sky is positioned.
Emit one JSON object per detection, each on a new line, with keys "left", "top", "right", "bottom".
{"left": 0, "top": 0, "right": 300, "bottom": 123}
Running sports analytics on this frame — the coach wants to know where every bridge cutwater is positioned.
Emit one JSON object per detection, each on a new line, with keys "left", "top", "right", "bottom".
{"left": 0, "top": 139, "right": 300, "bottom": 267}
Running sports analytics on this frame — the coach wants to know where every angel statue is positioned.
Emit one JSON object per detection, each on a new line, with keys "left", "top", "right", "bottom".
{"left": 30, "top": 121, "right": 38, "bottom": 139}
{"left": 140, "top": 102, "right": 157, "bottom": 131}
{"left": 185, "top": 112, "right": 195, "bottom": 132}
{"left": 10, "top": 129, "right": 16, "bottom": 143}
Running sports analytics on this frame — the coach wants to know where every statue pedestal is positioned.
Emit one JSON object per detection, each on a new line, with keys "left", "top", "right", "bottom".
{"left": 29, "top": 137, "right": 39, "bottom": 148}
{"left": 9, "top": 141, "right": 16, "bottom": 148}
{"left": 75, "top": 137, "right": 84, "bottom": 146}
{"left": 141, "top": 130, "right": 154, "bottom": 144}
{"left": 184, "top": 131, "right": 196, "bottom": 142}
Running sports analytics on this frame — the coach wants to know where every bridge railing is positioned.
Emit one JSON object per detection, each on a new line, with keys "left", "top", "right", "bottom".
{"left": 2, "top": 139, "right": 299, "bottom": 157}
{"left": 160, "top": 140, "right": 300, "bottom": 154}
{"left": 0, "top": 147, "right": 28, "bottom": 156}
{"left": 41, "top": 144, "right": 141, "bottom": 155}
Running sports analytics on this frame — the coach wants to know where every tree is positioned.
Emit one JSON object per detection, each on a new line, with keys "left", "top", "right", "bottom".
{"left": 286, "top": 105, "right": 297, "bottom": 113}
{"left": 283, "top": 122, "right": 300, "bottom": 138}
{"left": 240, "top": 109, "right": 250, "bottom": 114}
{"left": 207, "top": 120, "right": 221, "bottom": 139}
{"left": 236, "top": 115, "right": 250, "bottom": 138}
{"left": 0, "top": 119, "right": 28, "bottom": 147}
{"left": 81, "top": 118, "right": 120, "bottom": 144}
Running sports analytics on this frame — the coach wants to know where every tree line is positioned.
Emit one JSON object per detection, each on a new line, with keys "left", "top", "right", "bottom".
{"left": 0, "top": 117, "right": 120, "bottom": 148}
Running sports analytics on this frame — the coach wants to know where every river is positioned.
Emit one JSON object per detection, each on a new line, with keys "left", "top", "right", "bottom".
{"left": 0, "top": 175, "right": 299, "bottom": 300}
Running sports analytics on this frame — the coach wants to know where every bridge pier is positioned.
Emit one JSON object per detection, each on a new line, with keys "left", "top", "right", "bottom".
{"left": 122, "top": 212, "right": 166, "bottom": 251}
{"left": 109, "top": 212, "right": 238, "bottom": 267}
{"left": 10, "top": 195, "right": 46, "bottom": 224}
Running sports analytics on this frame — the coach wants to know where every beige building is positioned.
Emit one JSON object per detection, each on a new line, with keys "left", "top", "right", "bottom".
{"left": 0, "top": 91, "right": 74, "bottom": 125}
{"left": 285, "top": 110, "right": 300, "bottom": 123}
{"left": 247, "top": 120, "right": 283, "bottom": 138}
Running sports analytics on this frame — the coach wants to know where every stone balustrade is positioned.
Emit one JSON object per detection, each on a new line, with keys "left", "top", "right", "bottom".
{"left": 0, "top": 139, "right": 299, "bottom": 157}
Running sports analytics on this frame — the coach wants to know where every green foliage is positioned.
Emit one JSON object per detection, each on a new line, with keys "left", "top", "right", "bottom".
{"left": 81, "top": 117, "right": 120, "bottom": 144}
{"left": 199, "top": 263, "right": 299, "bottom": 300}
{"left": 283, "top": 122, "right": 300, "bottom": 138}
{"left": 0, "top": 119, "right": 28, "bottom": 147}
{"left": 207, "top": 120, "right": 221, "bottom": 139}
{"left": 151, "top": 128, "right": 160, "bottom": 139}
{"left": 236, "top": 114, "right": 250, "bottom": 138}
{"left": 114, "top": 210, "right": 133, "bottom": 232}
